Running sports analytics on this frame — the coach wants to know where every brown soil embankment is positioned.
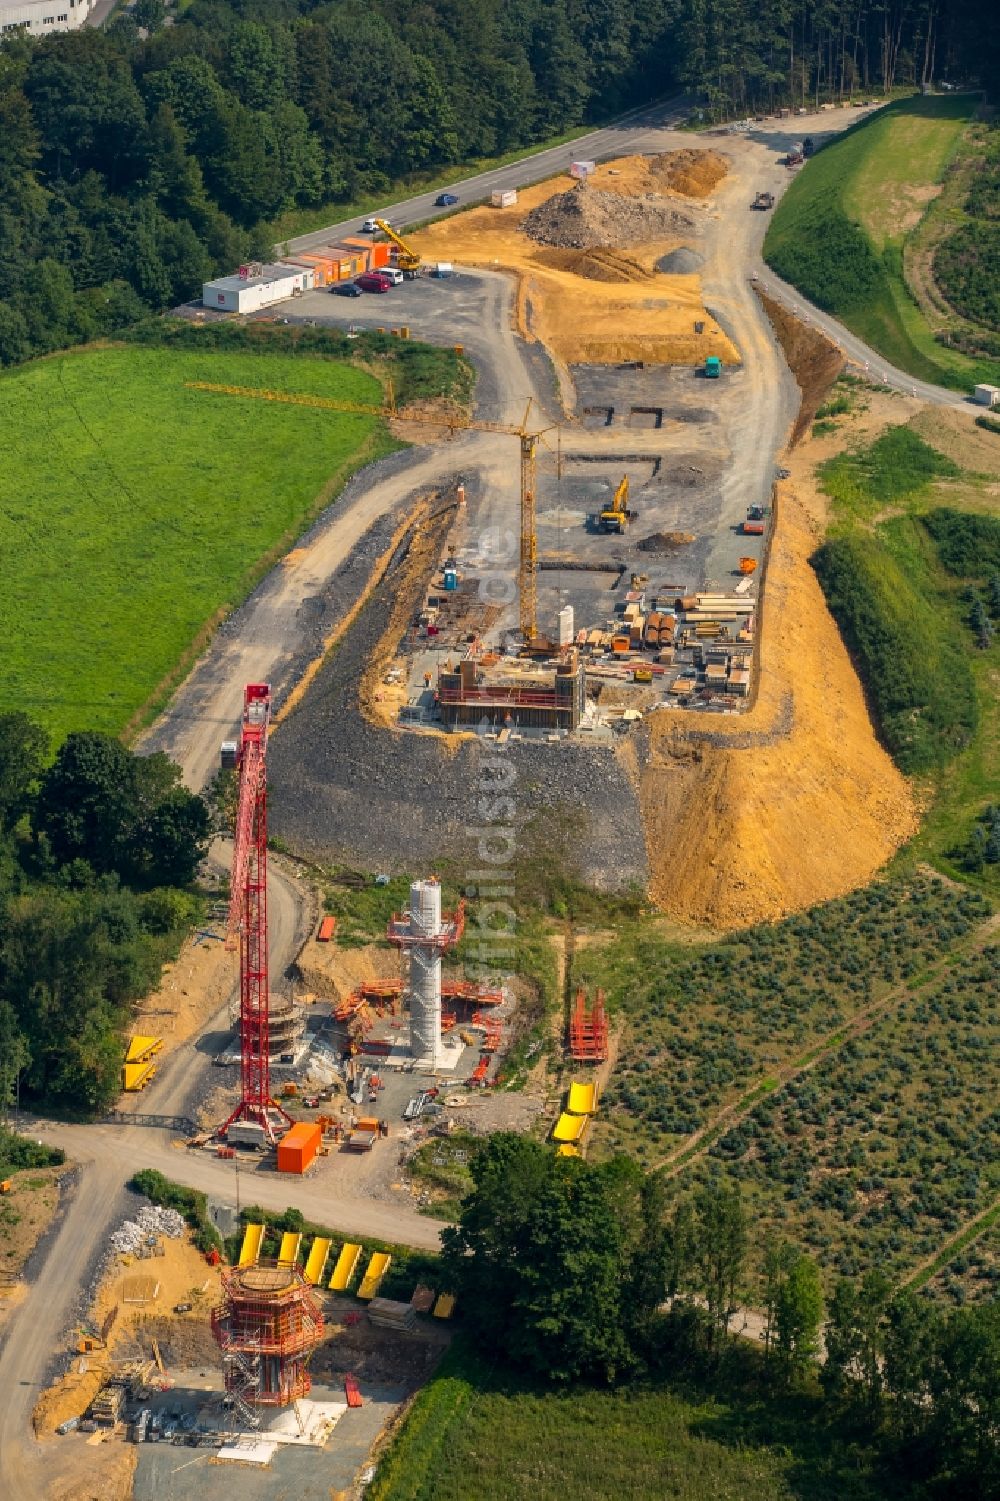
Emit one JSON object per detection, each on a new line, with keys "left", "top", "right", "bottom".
{"left": 758, "top": 290, "right": 845, "bottom": 444}
{"left": 635, "top": 479, "right": 918, "bottom": 928}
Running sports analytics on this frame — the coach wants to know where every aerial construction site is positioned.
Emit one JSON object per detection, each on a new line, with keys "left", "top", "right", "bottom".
{"left": 1, "top": 94, "right": 937, "bottom": 1501}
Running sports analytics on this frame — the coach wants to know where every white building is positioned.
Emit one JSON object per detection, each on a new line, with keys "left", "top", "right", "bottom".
{"left": 201, "top": 264, "right": 314, "bottom": 315}
{"left": 0, "top": 0, "right": 94, "bottom": 36}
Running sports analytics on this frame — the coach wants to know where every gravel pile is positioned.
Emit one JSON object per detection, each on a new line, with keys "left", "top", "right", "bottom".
{"left": 109, "top": 1205, "right": 185, "bottom": 1255}
{"left": 523, "top": 185, "right": 696, "bottom": 250}
{"left": 657, "top": 247, "right": 704, "bottom": 274}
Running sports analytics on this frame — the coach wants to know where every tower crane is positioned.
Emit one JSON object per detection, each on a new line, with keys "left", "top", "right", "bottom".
{"left": 185, "top": 382, "right": 556, "bottom": 643}
{"left": 373, "top": 219, "right": 421, "bottom": 275}
{"left": 220, "top": 682, "right": 292, "bottom": 1144}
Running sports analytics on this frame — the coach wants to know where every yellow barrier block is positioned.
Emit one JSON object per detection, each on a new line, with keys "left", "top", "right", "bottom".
{"left": 238, "top": 1223, "right": 265, "bottom": 1267}
{"left": 277, "top": 1231, "right": 302, "bottom": 1267}
{"left": 357, "top": 1251, "right": 391, "bottom": 1300}
{"left": 303, "top": 1237, "right": 332, "bottom": 1285}
{"left": 329, "top": 1242, "right": 363, "bottom": 1292}
{"left": 433, "top": 1293, "right": 456, "bottom": 1319}
{"left": 552, "top": 1112, "right": 586, "bottom": 1143}
{"left": 567, "top": 1081, "right": 598, "bottom": 1115}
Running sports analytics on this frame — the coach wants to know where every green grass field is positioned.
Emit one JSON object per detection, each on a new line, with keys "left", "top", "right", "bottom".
{"left": 369, "top": 1342, "right": 897, "bottom": 1501}
{"left": 765, "top": 94, "right": 1000, "bottom": 390}
{"left": 0, "top": 344, "right": 388, "bottom": 743}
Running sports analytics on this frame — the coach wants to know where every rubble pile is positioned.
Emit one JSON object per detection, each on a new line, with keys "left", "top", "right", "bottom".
{"left": 110, "top": 1206, "right": 185, "bottom": 1255}
{"left": 522, "top": 185, "right": 696, "bottom": 250}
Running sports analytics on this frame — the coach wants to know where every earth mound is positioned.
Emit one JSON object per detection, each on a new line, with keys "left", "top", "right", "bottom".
{"left": 637, "top": 530, "right": 696, "bottom": 552}
{"left": 649, "top": 149, "right": 729, "bottom": 197}
{"left": 522, "top": 185, "right": 696, "bottom": 250}
{"left": 657, "top": 247, "right": 704, "bottom": 274}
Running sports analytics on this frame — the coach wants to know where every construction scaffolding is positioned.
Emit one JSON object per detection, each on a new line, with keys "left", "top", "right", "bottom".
{"left": 211, "top": 1264, "right": 325, "bottom": 1424}
{"left": 437, "top": 652, "right": 585, "bottom": 731}
{"left": 568, "top": 986, "right": 609, "bottom": 1062}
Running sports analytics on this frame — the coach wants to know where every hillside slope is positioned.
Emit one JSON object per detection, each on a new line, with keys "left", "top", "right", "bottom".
{"left": 764, "top": 94, "right": 999, "bottom": 391}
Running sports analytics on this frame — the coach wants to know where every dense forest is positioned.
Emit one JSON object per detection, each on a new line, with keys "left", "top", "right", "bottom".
{"left": 0, "top": 714, "right": 209, "bottom": 1115}
{"left": 0, "top": 0, "right": 994, "bottom": 367}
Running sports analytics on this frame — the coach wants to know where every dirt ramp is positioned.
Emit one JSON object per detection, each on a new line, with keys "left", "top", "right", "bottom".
{"left": 534, "top": 247, "right": 655, "bottom": 282}
{"left": 637, "top": 485, "right": 917, "bottom": 928}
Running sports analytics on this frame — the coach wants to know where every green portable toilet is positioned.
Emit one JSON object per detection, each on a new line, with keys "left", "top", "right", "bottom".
{"left": 704, "top": 356, "right": 722, "bottom": 378}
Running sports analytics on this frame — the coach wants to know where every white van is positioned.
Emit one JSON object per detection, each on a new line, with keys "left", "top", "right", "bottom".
{"left": 379, "top": 266, "right": 404, "bottom": 285}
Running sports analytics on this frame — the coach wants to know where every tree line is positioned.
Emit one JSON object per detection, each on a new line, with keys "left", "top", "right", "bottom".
{"left": 0, "top": 0, "right": 994, "bottom": 368}
{"left": 0, "top": 714, "right": 209, "bottom": 1116}
{"left": 444, "top": 1135, "right": 999, "bottom": 1498}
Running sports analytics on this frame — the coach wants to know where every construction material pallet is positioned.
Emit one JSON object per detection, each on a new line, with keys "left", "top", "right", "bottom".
{"left": 568, "top": 986, "right": 608, "bottom": 1062}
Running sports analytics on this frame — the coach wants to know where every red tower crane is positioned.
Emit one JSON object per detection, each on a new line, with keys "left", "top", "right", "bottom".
{"left": 220, "top": 683, "right": 291, "bottom": 1144}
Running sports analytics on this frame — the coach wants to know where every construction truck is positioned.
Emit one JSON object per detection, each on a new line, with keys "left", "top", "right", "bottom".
{"left": 598, "top": 475, "right": 638, "bottom": 534}
{"left": 751, "top": 191, "right": 774, "bottom": 210}
{"left": 373, "top": 220, "right": 420, "bottom": 276}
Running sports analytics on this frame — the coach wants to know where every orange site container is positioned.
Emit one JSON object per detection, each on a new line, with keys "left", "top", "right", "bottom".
{"left": 317, "top": 916, "right": 337, "bottom": 942}
{"left": 277, "top": 1122, "right": 321, "bottom": 1175}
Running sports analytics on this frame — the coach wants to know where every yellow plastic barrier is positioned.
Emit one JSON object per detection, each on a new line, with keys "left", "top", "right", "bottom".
{"left": 125, "top": 1035, "right": 162, "bottom": 1064}
{"left": 329, "top": 1242, "right": 363, "bottom": 1292}
{"left": 357, "top": 1251, "right": 391, "bottom": 1300}
{"left": 122, "top": 1061, "right": 156, "bottom": 1092}
{"left": 303, "top": 1237, "right": 332, "bottom": 1285}
{"left": 567, "top": 1081, "right": 598, "bottom": 1115}
{"left": 552, "top": 1112, "right": 586, "bottom": 1143}
{"left": 238, "top": 1223, "right": 265, "bottom": 1267}
{"left": 433, "top": 1293, "right": 456, "bottom": 1319}
{"left": 277, "top": 1231, "right": 302, "bottom": 1267}
{"left": 557, "top": 1143, "right": 581, "bottom": 1157}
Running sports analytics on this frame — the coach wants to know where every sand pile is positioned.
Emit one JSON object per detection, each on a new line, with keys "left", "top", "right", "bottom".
{"left": 649, "top": 148, "right": 729, "bottom": 197}
{"left": 635, "top": 483, "right": 917, "bottom": 928}
{"left": 534, "top": 247, "right": 655, "bottom": 283}
{"left": 658, "top": 247, "right": 704, "bottom": 274}
{"left": 523, "top": 184, "right": 696, "bottom": 250}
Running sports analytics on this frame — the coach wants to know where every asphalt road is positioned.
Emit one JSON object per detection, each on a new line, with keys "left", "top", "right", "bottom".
{"left": 284, "top": 97, "right": 689, "bottom": 256}
{"left": 747, "top": 259, "right": 967, "bottom": 407}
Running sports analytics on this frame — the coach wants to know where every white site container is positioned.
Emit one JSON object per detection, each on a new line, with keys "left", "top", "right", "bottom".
{"left": 973, "top": 384, "right": 1000, "bottom": 408}
{"left": 491, "top": 189, "right": 518, "bottom": 208}
{"left": 202, "top": 264, "right": 313, "bottom": 313}
{"left": 570, "top": 160, "right": 596, "bottom": 179}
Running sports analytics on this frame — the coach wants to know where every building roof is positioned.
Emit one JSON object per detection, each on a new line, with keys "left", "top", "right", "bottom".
{"left": 205, "top": 264, "right": 304, "bottom": 292}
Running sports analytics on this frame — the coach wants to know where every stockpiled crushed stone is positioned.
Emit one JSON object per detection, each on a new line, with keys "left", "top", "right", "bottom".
{"left": 522, "top": 185, "right": 696, "bottom": 250}
{"left": 657, "top": 247, "right": 704, "bottom": 274}
{"left": 110, "top": 1206, "right": 185, "bottom": 1254}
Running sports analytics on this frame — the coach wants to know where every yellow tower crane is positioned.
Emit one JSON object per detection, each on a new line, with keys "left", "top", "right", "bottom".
{"left": 373, "top": 219, "right": 421, "bottom": 275}
{"left": 184, "top": 383, "right": 555, "bottom": 643}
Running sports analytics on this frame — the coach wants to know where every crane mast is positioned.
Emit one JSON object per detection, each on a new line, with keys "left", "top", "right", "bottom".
{"left": 221, "top": 683, "right": 291, "bottom": 1144}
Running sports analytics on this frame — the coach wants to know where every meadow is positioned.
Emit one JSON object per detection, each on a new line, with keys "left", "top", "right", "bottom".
{"left": 0, "top": 344, "right": 387, "bottom": 743}
{"left": 368, "top": 1342, "right": 900, "bottom": 1501}
{"left": 764, "top": 94, "right": 999, "bottom": 390}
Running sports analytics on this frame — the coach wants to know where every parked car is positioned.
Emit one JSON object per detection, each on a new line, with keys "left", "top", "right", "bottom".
{"left": 379, "top": 266, "right": 404, "bottom": 285}
{"left": 332, "top": 281, "right": 363, "bottom": 296}
{"left": 356, "top": 272, "right": 392, "bottom": 293}
{"left": 435, "top": 193, "right": 459, "bottom": 207}
{"left": 362, "top": 217, "right": 389, "bottom": 232}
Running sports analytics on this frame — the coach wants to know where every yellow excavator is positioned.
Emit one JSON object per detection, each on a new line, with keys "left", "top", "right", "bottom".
{"left": 599, "top": 475, "right": 635, "bottom": 534}
{"left": 374, "top": 219, "right": 421, "bottom": 275}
